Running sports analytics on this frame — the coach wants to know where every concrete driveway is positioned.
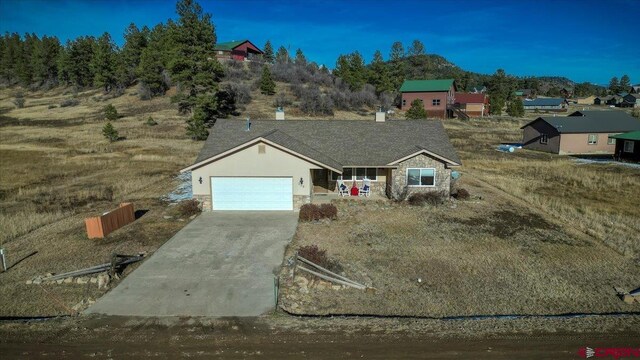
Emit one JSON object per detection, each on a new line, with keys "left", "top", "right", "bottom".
{"left": 87, "top": 212, "right": 298, "bottom": 317}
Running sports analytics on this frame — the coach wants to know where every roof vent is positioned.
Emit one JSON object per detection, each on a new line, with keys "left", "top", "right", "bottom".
{"left": 276, "top": 107, "right": 285, "bottom": 120}
{"left": 245, "top": 117, "right": 251, "bottom": 131}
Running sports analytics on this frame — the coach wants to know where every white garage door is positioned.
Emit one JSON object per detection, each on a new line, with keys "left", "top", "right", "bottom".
{"left": 211, "top": 177, "right": 293, "bottom": 211}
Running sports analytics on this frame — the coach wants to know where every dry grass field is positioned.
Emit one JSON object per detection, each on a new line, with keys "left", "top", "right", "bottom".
{"left": 280, "top": 117, "right": 640, "bottom": 317}
{"left": 0, "top": 86, "right": 200, "bottom": 316}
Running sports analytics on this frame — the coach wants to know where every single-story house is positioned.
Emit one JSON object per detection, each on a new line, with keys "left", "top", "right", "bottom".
{"left": 606, "top": 95, "right": 624, "bottom": 106}
{"left": 522, "top": 98, "right": 567, "bottom": 112}
{"left": 521, "top": 110, "right": 640, "bottom": 155}
{"left": 576, "top": 95, "right": 596, "bottom": 105}
{"left": 631, "top": 84, "right": 640, "bottom": 94}
{"left": 453, "top": 93, "right": 489, "bottom": 117}
{"left": 560, "top": 87, "right": 574, "bottom": 98}
{"left": 514, "top": 89, "right": 533, "bottom": 99}
{"left": 400, "top": 79, "right": 457, "bottom": 119}
{"left": 610, "top": 131, "right": 640, "bottom": 162}
{"left": 622, "top": 93, "right": 640, "bottom": 108}
{"left": 213, "top": 39, "right": 263, "bottom": 61}
{"left": 181, "top": 118, "right": 461, "bottom": 211}
{"left": 594, "top": 96, "right": 611, "bottom": 105}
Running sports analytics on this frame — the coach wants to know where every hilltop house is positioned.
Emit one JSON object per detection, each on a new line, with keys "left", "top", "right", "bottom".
{"left": 521, "top": 110, "right": 640, "bottom": 155}
{"left": 522, "top": 98, "right": 567, "bottom": 112}
{"left": 610, "top": 131, "right": 640, "bottom": 162}
{"left": 454, "top": 93, "right": 489, "bottom": 117}
{"left": 213, "top": 40, "right": 263, "bottom": 61}
{"left": 400, "top": 79, "right": 457, "bottom": 118}
{"left": 181, "top": 117, "right": 461, "bottom": 211}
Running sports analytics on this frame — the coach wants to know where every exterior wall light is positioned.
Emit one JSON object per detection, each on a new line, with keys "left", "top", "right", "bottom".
{"left": 199, "top": 177, "right": 203, "bottom": 184}
{"left": 299, "top": 177, "right": 304, "bottom": 186}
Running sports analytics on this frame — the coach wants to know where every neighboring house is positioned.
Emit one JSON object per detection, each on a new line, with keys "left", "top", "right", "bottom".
{"left": 622, "top": 93, "right": 640, "bottom": 108}
{"left": 453, "top": 93, "right": 489, "bottom": 117}
{"left": 213, "top": 39, "right": 263, "bottom": 61}
{"left": 514, "top": 89, "right": 533, "bottom": 99}
{"left": 521, "top": 110, "right": 640, "bottom": 155}
{"left": 575, "top": 95, "right": 596, "bottom": 105}
{"left": 606, "top": 95, "right": 624, "bottom": 106}
{"left": 522, "top": 98, "right": 567, "bottom": 111}
{"left": 180, "top": 118, "right": 461, "bottom": 211}
{"left": 560, "top": 87, "right": 574, "bottom": 98}
{"left": 631, "top": 84, "right": 640, "bottom": 94}
{"left": 400, "top": 79, "right": 457, "bottom": 118}
{"left": 610, "top": 131, "right": 640, "bottom": 162}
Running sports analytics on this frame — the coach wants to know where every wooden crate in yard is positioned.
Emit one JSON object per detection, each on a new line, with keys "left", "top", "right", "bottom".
{"left": 85, "top": 203, "right": 135, "bottom": 239}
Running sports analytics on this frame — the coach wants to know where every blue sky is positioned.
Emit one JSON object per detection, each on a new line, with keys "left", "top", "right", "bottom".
{"left": 1, "top": 0, "right": 639, "bottom": 85}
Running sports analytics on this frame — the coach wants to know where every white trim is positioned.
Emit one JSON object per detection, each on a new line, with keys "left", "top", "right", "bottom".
{"left": 540, "top": 133, "right": 549, "bottom": 144}
{"left": 331, "top": 168, "right": 378, "bottom": 182}
{"left": 181, "top": 137, "right": 342, "bottom": 173}
{"left": 406, "top": 168, "right": 436, "bottom": 187}
{"left": 388, "top": 149, "right": 460, "bottom": 167}
{"left": 587, "top": 134, "right": 598, "bottom": 145}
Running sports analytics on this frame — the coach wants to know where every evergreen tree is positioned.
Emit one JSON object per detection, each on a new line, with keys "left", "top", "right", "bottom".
{"left": 31, "top": 35, "right": 61, "bottom": 85}
{"left": 405, "top": 99, "right": 427, "bottom": 119}
{"left": 608, "top": 76, "right": 619, "bottom": 94}
{"left": 295, "top": 48, "right": 307, "bottom": 66}
{"left": 1, "top": 33, "right": 22, "bottom": 84}
{"left": 263, "top": 40, "right": 274, "bottom": 63}
{"left": 620, "top": 74, "right": 631, "bottom": 91}
{"left": 506, "top": 98, "right": 524, "bottom": 117}
{"left": 407, "top": 39, "right": 425, "bottom": 57}
{"left": 259, "top": 65, "right": 276, "bottom": 95}
{"left": 169, "top": 0, "right": 224, "bottom": 117}
{"left": 121, "top": 23, "right": 149, "bottom": 84}
{"left": 389, "top": 41, "right": 404, "bottom": 61}
{"left": 488, "top": 69, "right": 517, "bottom": 100}
{"left": 367, "top": 50, "right": 392, "bottom": 94}
{"left": 92, "top": 32, "right": 117, "bottom": 92}
{"left": 490, "top": 96, "right": 504, "bottom": 115}
{"left": 102, "top": 122, "right": 119, "bottom": 142}
{"left": 275, "top": 46, "right": 289, "bottom": 64}
{"left": 137, "top": 23, "right": 171, "bottom": 98}
{"left": 103, "top": 104, "right": 118, "bottom": 120}
{"left": 185, "top": 114, "right": 209, "bottom": 140}
{"left": 67, "top": 36, "right": 97, "bottom": 87}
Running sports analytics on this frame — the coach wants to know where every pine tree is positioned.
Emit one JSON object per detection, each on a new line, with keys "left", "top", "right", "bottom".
{"left": 609, "top": 77, "right": 620, "bottom": 94}
{"left": 92, "top": 33, "right": 117, "bottom": 92}
{"left": 263, "top": 40, "right": 274, "bottom": 63}
{"left": 368, "top": 50, "right": 392, "bottom": 94}
{"left": 506, "top": 98, "right": 524, "bottom": 117}
{"left": 169, "top": 0, "right": 224, "bottom": 114}
{"left": 405, "top": 99, "right": 427, "bottom": 119}
{"left": 407, "top": 39, "right": 425, "bottom": 57}
{"left": 294, "top": 48, "right": 306, "bottom": 66}
{"left": 103, "top": 104, "right": 118, "bottom": 120}
{"left": 102, "top": 122, "right": 119, "bottom": 142}
{"left": 490, "top": 96, "right": 504, "bottom": 115}
{"left": 185, "top": 114, "right": 209, "bottom": 140}
{"left": 137, "top": 23, "right": 170, "bottom": 98}
{"left": 259, "top": 65, "right": 276, "bottom": 95}
{"left": 121, "top": 23, "right": 149, "bottom": 85}
{"left": 67, "top": 36, "right": 97, "bottom": 87}
{"left": 389, "top": 41, "right": 405, "bottom": 61}
{"left": 31, "top": 35, "right": 61, "bottom": 85}
{"left": 275, "top": 46, "right": 289, "bottom": 64}
{"left": 620, "top": 74, "right": 631, "bottom": 91}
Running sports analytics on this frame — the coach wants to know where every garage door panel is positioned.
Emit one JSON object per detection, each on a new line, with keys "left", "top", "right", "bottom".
{"left": 211, "top": 177, "right": 293, "bottom": 211}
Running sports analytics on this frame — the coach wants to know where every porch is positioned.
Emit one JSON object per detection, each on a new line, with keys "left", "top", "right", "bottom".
{"left": 310, "top": 168, "right": 391, "bottom": 199}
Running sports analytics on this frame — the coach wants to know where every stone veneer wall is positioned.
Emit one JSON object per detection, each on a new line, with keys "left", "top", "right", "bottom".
{"left": 293, "top": 195, "right": 311, "bottom": 210}
{"left": 390, "top": 154, "right": 451, "bottom": 196}
{"left": 193, "top": 194, "right": 212, "bottom": 211}
{"left": 326, "top": 178, "right": 387, "bottom": 196}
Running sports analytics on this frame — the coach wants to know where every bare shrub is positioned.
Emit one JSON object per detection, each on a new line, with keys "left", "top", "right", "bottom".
{"left": 13, "top": 92, "right": 25, "bottom": 108}
{"left": 223, "top": 82, "right": 252, "bottom": 105}
{"left": 177, "top": 199, "right": 201, "bottom": 217}
{"left": 299, "top": 203, "right": 337, "bottom": 221}
{"left": 455, "top": 188, "right": 470, "bottom": 200}
{"left": 297, "top": 244, "right": 342, "bottom": 273}
{"left": 300, "top": 87, "right": 334, "bottom": 116}
{"left": 48, "top": 104, "right": 57, "bottom": 109}
{"left": 388, "top": 184, "right": 408, "bottom": 202}
{"left": 407, "top": 191, "right": 448, "bottom": 206}
{"left": 319, "top": 203, "right": 338, "bottom": 220}
{"left": 60, "top": 98, "right": 80, "bottom": 107}
{"left": 273, "top": 92, "right": 292, "bottom": 108}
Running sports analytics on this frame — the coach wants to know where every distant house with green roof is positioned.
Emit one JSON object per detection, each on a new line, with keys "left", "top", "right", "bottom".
{"left": 399, "top": 79, "right": 457, "bottom": 119}
{"left": 610, "top": 130, "right": 640, "bottom": 161}
{"left": 213, "top": 40, "right": 263, "bottom": 61}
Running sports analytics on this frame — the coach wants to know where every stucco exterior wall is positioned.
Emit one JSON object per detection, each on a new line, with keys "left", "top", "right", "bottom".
{"left": 190, "top": 142, "right": 321, "bottom": 200}
{"left": 389, "top": 154, "right": 452, "bottom": 196}
{"left": 559, "top": 133, "right": 619, "bottom": 155}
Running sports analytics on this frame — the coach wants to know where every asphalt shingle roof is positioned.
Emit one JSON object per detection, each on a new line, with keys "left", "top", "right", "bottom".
{"left": 522, "top": 111, "right": 640, "bottom": 133}
{"left": 191, "top": 119, "right": 461, "bottom": 171}
{"left": 400, "top": 79, "right": 455, "bottom": 92}
{"left": 522, "top": 98, "right": 565, "bottom": 106}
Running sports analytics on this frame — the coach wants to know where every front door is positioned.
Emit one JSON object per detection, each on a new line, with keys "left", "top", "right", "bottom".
{"left": 312, "top": 169, "right": 329, "bottom": 193}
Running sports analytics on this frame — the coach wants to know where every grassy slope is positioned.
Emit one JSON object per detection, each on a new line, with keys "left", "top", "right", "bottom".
{"left": 0, "top": 86, "right": 201, "bottom": 316}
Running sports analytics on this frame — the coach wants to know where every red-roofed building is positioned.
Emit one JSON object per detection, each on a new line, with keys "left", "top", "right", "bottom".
{"left": 454, "top": 93, "right": 489, "bottom": 117}
{"left": 213, "top": 40, "right": 263, "bottom": 61}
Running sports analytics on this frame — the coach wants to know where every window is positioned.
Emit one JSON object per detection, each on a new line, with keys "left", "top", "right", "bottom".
{"left": 624, "top": 140, "right": 635, "bottom": 153}
{"left": 540, "top": 133, "right": 548, "bottom": 144}
{"left": 407, "top": 168, "right": 435, "bottom": 187}
{"left": 217, "top": 50, "right": 223, "bottom": 55}
{"left": 588, "top": 134, "right": 598, "bottom": 145}
{"left": 432, "top": 99, "right": 441, "bottom": 106}
{"left": 607, "top": 137, "right": 616, "bottom": 145}
{"left": 331, "top": 168, "right": 377, "bottom": 181}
